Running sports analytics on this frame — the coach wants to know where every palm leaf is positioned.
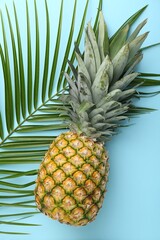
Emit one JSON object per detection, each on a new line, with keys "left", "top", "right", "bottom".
{"left": 26, "top": 0, "right": 33, "bottom": 114}
{"left": 0, "top": 113, "right": 4, "bottom": 140}
{"left": 0, "top": 11, "right": 15, "bottom": 132}
{"left": 0, "top": 231, "right": 29, "bottom": 235}
{"left": 64, "top": 0, "right": 90, "bottom": 84}
{"left": 13, "top": 2, "right": 26, "bottom": 119}
{"left": 34, "top": 0, "right": 40, "bottom": 108}
{"left": 41, "top": 0, "right": 51, "bottom": 102}
{"left": 0, "top": 202, "right": 36, "bottom": 208}
{"left": 48, "top": 0, "right": 63, "bottom": 97}
{"left": 0, "top": 0, "right": 102, "bottom": 235}
{"left": 0, "top": 188, "right": 33, "bottom": 194}
{"left": 110, "top": 5, "right": 148, "bottom": 42}
{"left": 0, "top": 169, "right": 37, "bottom": 178}
{"left": 6, "top": 6, "right": 21, "bottom": 124}
{"left": 127, "top": 106, "right": 156, "bottom": 116}
{"left": 0, "top": 43, "right": 14, "bottom": 133}
{"left": 139, "top": 72, "right": 160, "bottom": 77}
{"left": 0, "top": 194, "right": 33, "bottom": 198}
{"left": 141, "top": 42, "right": 160, "bottom": 51}
{"left": 133, "top": 77, "right": 160, "bottom": 86}
{"left": 0, "top": 180, "right": 35, "bottom": 188}
{"left": 110, "top": 24, "right": 129, "bottom": 59}
{"left": 0, "top": 212, "right": 39, "bottom": 218}
{"left": 0, "top": 220, "right": 40, "bottom": 226}
{"left": 56, "top": 0, "right": 77, "bottom": 92}
{"left": 93, "top": 0, "right": 103, "bottom": 32}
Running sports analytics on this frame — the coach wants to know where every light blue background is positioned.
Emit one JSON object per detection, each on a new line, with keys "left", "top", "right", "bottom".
{"left": 0, "top": 0, "right": 160, "bottom": 240}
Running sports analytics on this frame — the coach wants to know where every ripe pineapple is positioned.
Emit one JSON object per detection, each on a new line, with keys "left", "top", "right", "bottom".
{"left": 35, "top": 132, "right": 109, "bottom": 225}
{"left": 35, "top": 12, "right": 148, "bottom": 226}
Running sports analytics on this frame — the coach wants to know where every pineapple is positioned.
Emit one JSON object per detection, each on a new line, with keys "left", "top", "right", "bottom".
{"left": 35, "top": 132, "right": 109, "bottom": 225}
{"left": 35, "top": 12, "right": 148, "bottom": 226}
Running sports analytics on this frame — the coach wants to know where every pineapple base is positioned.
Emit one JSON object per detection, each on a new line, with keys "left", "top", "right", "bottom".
{"left": 34, "top": 132, "right": 109, "bottom": 226}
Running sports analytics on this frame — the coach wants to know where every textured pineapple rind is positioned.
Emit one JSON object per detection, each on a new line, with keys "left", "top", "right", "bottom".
{"left": 35, "top": 132, "right": 109, "bottom": 226}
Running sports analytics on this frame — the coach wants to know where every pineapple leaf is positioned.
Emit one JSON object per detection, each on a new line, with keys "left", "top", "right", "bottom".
{"left": 127, "top": 19, "right": 147, "bottom": 43}
{"left": 98, "top": 11, "right": 109, "bottom": 60}
{"left": 128, "top": 32, "right": 149, "bottom": 60}
{"left": 112, "top": 44, "right": 129, "bottom": 82}
{"left": 124, "top": 52, "right": 143, "bottom": 75}
{"left": 84, "top": 29, "right": 97, "bottom": 81}
{"left": 76, "top": 52, "right": 91, "bottom": 86}
{"left": 92, "top": 55, "right": 111, "bottom": 102}
{"left": 87, "top": 22, "right": 101, "bottom": 71}
{"left": 110, "top": 73, "right": 139, "bottom": 91}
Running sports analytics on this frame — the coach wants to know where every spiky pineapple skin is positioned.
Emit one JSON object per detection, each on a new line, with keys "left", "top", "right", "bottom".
{"left": 35, "top": 132, "right": 109, "bottom": 226}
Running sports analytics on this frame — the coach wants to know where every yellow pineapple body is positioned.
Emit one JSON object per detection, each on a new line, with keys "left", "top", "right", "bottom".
{"left": 35, "top": 132, "right": 109, "bottom": 226}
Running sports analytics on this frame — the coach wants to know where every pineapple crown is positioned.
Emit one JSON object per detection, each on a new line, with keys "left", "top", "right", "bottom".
{"left": 61, "top": 11, "right": 148, "bottom": 142}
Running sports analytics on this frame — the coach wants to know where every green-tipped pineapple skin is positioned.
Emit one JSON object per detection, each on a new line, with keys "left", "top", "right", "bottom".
{"left": 35, "top": 132, "right": 109, "bottom": 226}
